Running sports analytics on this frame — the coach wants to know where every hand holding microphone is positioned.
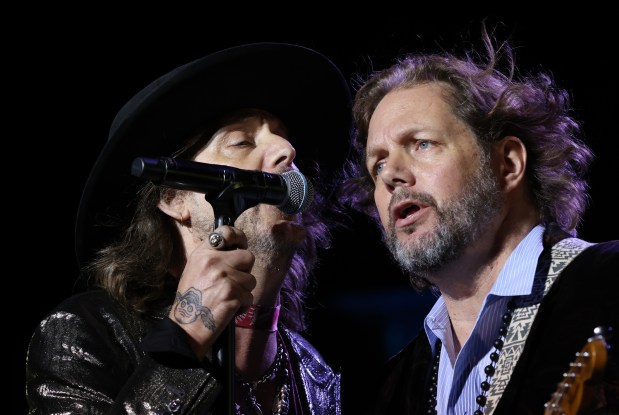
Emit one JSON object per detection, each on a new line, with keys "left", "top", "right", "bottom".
{"left": 131, "top": 156, "right": 314, "bottom": 375}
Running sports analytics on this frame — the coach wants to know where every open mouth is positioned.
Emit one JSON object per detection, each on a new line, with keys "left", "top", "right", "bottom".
{"left": 395, "top": 202, "right": 421, "bottom": 219}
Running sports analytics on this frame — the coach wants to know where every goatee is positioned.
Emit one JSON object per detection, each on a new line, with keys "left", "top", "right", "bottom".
{"left": 384, "top": 156, "right": 502, "bottom": 287}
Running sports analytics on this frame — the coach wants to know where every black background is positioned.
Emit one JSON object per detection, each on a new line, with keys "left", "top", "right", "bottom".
{"left": 16, "top": 9, "right": 617, "bottom": 414}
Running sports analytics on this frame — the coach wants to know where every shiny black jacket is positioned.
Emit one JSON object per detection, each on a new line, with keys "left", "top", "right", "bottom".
{"left": 26, "top": 289, "right": 340, "bottom": 414}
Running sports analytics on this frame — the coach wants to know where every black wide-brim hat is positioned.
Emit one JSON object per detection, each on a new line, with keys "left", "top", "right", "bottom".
{"left": 75, "top": 42, "right": 352, "bottom": 267}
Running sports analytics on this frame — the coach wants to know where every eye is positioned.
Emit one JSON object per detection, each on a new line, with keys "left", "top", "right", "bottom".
{"left": 223, "top": 130, "right": 255, "bottom": 148}
{"left": 367, "top": 160, "right": 385, "bottom": 179}
{"left": 418, "top": 140, "right": 432, "bottom": 150}
{"left": 375, "top": 161, "right": 386, "bottom": 176}
{"left": 230, "top": 139, "right": 253, "bottom": 147}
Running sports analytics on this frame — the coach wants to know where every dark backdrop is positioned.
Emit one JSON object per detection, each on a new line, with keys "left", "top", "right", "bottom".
{"left": 16, "top": 9, "right": 617, "bottom": 414}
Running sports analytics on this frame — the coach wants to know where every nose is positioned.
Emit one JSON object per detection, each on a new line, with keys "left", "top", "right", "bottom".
{"left": 379, "top": 156, "right": 415, "bottom": 191}
{"left": 264, "top": 133, "right": 297, "bottom": 171}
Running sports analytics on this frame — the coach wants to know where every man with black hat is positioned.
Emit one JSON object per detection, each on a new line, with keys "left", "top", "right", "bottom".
{"left": 26, "top": 43, "right": 352, "bottom": 415}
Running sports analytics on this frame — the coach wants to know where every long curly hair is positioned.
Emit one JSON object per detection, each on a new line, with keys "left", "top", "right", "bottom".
{"left": 85, "top": 111, "right": 333, "bottom": 332}
{"left": 338, "top": 24, "right": 593, "bottom": 239}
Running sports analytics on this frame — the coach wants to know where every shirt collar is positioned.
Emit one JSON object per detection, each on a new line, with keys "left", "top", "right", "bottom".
{"left": 424, "top": 224, "right": 545, "bottom": 347}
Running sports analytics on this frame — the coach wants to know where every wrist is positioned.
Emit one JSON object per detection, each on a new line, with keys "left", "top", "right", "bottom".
{"left": 235, "top": 304, "right": 280, "bottom": 332}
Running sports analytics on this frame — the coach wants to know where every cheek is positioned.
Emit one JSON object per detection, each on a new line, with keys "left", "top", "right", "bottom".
{"left": 374, "top": 188, "right": 391, "bottom": 226}
{"left": 426, "top": 168, "right": 463, "bottom": 197}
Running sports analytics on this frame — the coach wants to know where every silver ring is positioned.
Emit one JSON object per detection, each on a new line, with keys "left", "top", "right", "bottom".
{"left": 208, "top": 232, "right": 225, "bottom": 249}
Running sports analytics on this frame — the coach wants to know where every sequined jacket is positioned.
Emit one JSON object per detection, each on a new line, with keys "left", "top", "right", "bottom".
{"left": 26, "top": 289, "right": 341, "bottom": 414}
{"left": 364, "top": 236, "right": 619, "bottom": 415}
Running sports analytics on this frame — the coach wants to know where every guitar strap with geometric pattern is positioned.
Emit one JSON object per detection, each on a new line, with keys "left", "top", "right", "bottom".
{"left": 484, "top": 237, "right": 595, "bottom": 414}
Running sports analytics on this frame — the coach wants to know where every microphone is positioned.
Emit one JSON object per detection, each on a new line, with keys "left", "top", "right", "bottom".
{"left": 131, "top": 156, "right": 314, "bottom": 215}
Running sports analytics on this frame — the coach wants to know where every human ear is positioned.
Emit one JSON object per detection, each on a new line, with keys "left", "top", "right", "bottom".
{"left": 157, "top": 190, "right": 188, "bottom": 224}
{"left": 497, "top": 136, "right": 527, "bottom": 192}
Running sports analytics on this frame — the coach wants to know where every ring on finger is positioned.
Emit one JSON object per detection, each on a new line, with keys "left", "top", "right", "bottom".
{"left": 208, "top": 232, "right": 225, "bottom": 249}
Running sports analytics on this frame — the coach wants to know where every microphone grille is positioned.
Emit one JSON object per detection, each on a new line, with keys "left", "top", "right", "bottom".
{"left": 280, "top": 171, "right": 315, "bottom": 214}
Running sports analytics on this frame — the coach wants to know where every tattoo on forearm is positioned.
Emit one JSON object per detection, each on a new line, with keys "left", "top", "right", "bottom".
{"left": 172, "top": 288, "right": 216, "bottom": 330}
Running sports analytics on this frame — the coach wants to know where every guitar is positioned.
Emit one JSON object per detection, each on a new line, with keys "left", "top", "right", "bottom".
{"left": 543, "top": 326, "right": 610, "bottom": 415}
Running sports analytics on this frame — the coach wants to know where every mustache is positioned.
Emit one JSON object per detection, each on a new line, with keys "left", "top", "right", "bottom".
{"left": 387, "top": 188, "right": 438, "bottom": 222}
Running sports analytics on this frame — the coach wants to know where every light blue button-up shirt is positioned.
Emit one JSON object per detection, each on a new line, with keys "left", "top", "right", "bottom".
{"left": 424, "top": 224, "right": 545, "bottom": 415}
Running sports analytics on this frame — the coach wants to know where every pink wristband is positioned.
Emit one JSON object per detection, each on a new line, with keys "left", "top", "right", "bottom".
{"left": 235, "top": 304, "right": 280, "bottom": 332}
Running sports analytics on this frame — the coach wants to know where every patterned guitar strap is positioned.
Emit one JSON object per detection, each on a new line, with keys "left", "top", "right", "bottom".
{"left": 483, "top": 237, "right": 595, "bottom": 414}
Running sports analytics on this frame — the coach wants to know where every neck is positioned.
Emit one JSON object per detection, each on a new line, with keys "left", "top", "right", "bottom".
{"left": 434, "top": 260, "right": 501, "bottom": 352}
{"left": 430, "top": 222, "right": 538, "bottom": 349}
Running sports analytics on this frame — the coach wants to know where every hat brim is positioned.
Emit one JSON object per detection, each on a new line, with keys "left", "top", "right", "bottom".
{"left": 75, "top": 42, "right": 352, "bottom": 266}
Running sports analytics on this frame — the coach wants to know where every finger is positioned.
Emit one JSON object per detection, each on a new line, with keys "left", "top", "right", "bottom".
{"left": 208, "top": 231, "right": 225, "bottom": 250}
{"left": 227, "top": 268, "right": 258, "bottom": 292}
{"left": 208, "top": 225, "right": 248, "bottom": 250}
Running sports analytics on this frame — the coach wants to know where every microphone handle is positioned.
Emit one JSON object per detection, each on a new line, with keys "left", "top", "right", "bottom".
{"left": 212, "top": 210, "right": 235, "bottom": 415}
{"left": 213, "top": 323, "right": 235, "bottom": 415}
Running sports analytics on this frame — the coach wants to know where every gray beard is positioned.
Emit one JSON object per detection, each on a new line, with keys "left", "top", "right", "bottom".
{"left": 384, "top": 157, "right": 502, "bottom": 281}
